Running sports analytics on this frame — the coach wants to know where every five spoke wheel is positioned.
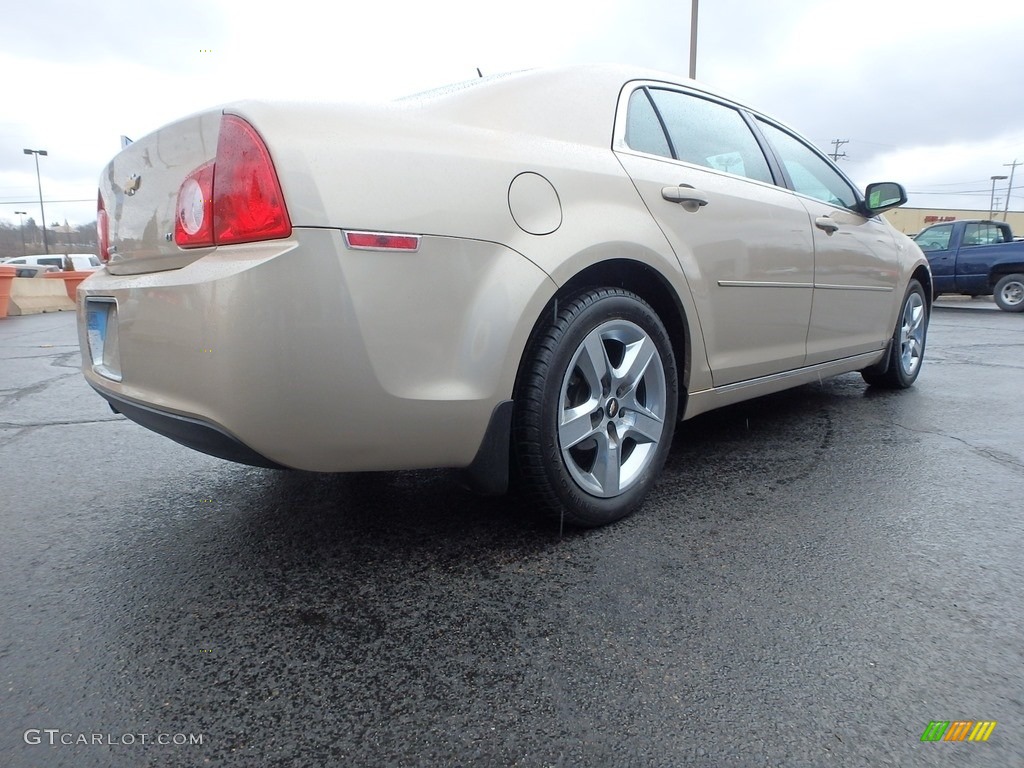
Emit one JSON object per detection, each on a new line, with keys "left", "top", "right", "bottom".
{"left": 514, "top": 288, "right": 678, "bottom": 527}
{"left": 558, "top": 320, "right": 667, "bottom": 498}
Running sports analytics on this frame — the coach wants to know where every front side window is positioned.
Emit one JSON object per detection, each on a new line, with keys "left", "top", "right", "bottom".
{"left": 624, "top": 87, "right": 773, "bottom": 184}
{"left": 757, "top": 120, "right": 859, "bottom": 210}
{"left": 914, "top": 224, "right": 953, "bottom": 251}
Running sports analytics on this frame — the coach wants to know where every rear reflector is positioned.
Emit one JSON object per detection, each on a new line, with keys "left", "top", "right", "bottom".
{"left": 344, "top": 231, "right": 421, "bottom": 252}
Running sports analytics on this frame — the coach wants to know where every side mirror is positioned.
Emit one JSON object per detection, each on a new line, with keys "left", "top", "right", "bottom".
{"left": 864, "top": 181, "right": 907, "bottom": 215}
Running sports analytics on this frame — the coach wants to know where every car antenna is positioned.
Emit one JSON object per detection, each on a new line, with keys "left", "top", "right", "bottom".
{"left": 476, "top": 68, "right": 483, "bottom": 78}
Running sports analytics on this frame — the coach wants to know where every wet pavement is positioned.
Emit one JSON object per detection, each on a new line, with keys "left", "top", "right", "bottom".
{"left": 2, "top": 305, "right": 1022, "bottom": 767}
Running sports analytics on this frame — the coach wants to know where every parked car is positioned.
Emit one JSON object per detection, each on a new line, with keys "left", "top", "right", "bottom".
{"left": 914, "top": 219, "right": 1024, "bottom": 311}
{"left": 4, "top": 263, "right": 59, "bottom": 277}
{"left": 77, "top": 64, "right": 931, "bottom": 527}
{"left": 1, "top": 254, "right": 101, "bottom": 272}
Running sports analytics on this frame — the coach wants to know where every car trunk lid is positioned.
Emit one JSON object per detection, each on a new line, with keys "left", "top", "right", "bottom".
{"left": 99, "top": 110, "right": 221, "bottom": 275}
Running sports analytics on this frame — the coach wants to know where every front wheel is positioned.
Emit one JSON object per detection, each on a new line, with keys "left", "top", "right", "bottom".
{"left": 993, "top": 273, "right": 1024, "bottom": 312}
{"left": 513, "top": 288, "right": 678, "bottom": 528}
{"left": 862, "top": 279, "right": 928, "bottom": 389}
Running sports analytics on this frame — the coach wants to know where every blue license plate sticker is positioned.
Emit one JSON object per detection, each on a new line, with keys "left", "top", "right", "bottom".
{"left": 86, "top": 301, "right": 109, "bottom": 361}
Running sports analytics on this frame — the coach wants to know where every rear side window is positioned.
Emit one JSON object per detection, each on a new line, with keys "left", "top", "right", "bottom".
{"left": 646, "top": 89, "right": 773, "bottom": 184}
{"left": 623, "top": 87, "right": 773, "bottom": 184}
{"left": 39, "top": 258, "right": 63, "bottom": 267}
{"left": 625, "top": 89, "right": 672, "bottom": 158}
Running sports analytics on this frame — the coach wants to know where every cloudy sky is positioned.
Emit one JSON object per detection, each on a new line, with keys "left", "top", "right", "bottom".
{"left": 2, "top": 0, "right": 1023, "bottom": 227}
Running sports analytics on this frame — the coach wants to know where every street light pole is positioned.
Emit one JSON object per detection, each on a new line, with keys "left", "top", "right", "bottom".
{"left": 989, "top": 175, "right": 1007, "bottom": 220}
{"left": 689, "top": 0, "right": 699, "bottom": 79}
{"left": 23, "top": 148, "right": 49, "bottom": 254}
{"left": 14, "top": 210, "right": 28, "bottom": 256}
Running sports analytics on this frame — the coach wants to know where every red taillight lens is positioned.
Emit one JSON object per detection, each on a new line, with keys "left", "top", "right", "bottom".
{"left": 174, "top": 114, "right": 291, "bottom": 249}
{"left": 174, "top": 161, "right": 215, "bottom": 248}
{"left": 96, "top": 191, "right": 110, "bottom": 262}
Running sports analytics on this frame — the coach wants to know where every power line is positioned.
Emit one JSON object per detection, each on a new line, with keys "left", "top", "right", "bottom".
{"left": 910, "top": 179, "right": 994, "bottom": 188}
{"left": 0, "top": 198, "right": 94, "bottom": 205}
{"left": 829, "top": 139, "right": 849, "bottom": 162}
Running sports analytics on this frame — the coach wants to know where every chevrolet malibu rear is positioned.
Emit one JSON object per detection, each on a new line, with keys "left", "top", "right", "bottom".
{"left": 80, "top": 94, "right": 560, "bottom": 482}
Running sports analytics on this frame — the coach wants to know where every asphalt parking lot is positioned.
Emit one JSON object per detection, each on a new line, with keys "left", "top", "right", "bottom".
{"left": 2, "top": 302, "right": 1022, "bottom": 767}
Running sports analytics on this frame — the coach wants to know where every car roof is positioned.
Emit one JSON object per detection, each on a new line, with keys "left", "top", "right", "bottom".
{"left": 231, "top": 64, "right": 771, "bottom": 154}
{"left": 400, "top": 64, "right": 762, "bottom": 148}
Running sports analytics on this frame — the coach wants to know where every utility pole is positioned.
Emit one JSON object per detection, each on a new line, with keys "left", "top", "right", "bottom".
{"left": 15, "top": 211, "right": 27, "bottom": 256}
{"left": 1003, "top": 159, "right": 1021, "bottom": 221}
{"left": 688, "top": 0, "right": 699, "bottom": 79}
{"left": 829, "top": 139, "right": 849, "bottom": 162}
{"left": 989, "top": 175, "right": 1007, "bottom": 219}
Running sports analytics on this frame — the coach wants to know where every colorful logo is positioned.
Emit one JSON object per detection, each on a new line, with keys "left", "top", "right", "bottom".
{"left": 921, "top": 721, "right": 997, "bottom": 742}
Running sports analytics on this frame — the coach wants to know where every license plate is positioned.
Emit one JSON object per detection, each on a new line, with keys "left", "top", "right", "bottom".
{"left": 86, "top": 298, "right": 121, "bottom": 380}
{"left": 86, "top": 301, "right": 108, "bottom": 357}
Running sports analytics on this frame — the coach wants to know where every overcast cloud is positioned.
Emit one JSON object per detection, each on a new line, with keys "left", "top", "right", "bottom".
{"left": 2, "top": 0, "right": 1022, "bottom": 226}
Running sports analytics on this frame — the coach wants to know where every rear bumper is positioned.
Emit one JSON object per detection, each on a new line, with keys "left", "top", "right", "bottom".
{"left": 78, "top": 227, "right": 553, "bottom": 473}
{"left": 95, "top": 385, "right": 286, "bottom": 469}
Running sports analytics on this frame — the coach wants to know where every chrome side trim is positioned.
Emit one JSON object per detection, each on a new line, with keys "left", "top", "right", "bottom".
{"left": 717, "top": 280, "right": 812, "bottom": 288}
{"left": 814, "top": 283, "right": 893, "bottom": 292}
{"left": 716, "top": 281, "right": 891, "bottom": 292}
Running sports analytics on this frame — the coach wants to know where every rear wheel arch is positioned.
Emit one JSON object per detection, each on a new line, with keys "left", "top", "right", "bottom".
{"left": 546, "top": 259, "right": 692, "bottom": 411}
{"left": 989, "top": 263, "right": 1024, "bottom": 287}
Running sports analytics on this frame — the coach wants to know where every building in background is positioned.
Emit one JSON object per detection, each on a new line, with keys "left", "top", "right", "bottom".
{"left": 884, "top": 207, "right": 1024, "bottom": 236}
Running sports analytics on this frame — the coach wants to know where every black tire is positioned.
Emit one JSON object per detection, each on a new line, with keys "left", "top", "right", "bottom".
{"left": 862, "top": 279, "right": 928, "bottom": 389}
{"left": 993, "top": 273, "right": 1024, "bottom": 312}
{"left": 513, "top": 288, "right": 678, "bottom": 528}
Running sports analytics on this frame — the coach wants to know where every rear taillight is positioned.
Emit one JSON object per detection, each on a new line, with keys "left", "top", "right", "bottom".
{"left": 96, "top": 191, "right": 110, "bottom": 262}
{"left": 174, "top": 114, "right": 291, "bottom": 249}
{"left": 214, "top": 115, "right": 291, "bottom": 244}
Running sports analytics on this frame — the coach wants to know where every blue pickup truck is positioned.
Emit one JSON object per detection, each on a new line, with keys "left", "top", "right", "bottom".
{"left": 914, "top": 219, "right": 1024, "bottom": 311}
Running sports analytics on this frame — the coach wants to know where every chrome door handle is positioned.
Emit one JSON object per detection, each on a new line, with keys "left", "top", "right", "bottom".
{"left": 815, "top": 216, "right": 840, "bottom": 234}
{"left": 662, "top": 185, "right": 709, "bottom": 208}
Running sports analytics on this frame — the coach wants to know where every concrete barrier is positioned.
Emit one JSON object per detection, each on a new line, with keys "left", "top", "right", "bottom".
{"left": 7, "top": 277, "right": 76, "bottom": 316}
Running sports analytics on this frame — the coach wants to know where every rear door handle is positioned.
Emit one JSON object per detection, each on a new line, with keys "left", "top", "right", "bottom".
{"left": 662, "top": 185, "right": 709, "bottom": 209}
{"left": 815, "top": 216, "right": 840, "bottom": 234}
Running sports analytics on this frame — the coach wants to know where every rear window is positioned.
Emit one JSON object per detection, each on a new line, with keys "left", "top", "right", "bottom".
{"left": 962, "top": 223, "right": 1009, "bottom": 246}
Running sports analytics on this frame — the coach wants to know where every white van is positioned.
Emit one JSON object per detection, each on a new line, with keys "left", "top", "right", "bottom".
{"left": 0, "top": 254, "right": 101, "bottom": 271}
